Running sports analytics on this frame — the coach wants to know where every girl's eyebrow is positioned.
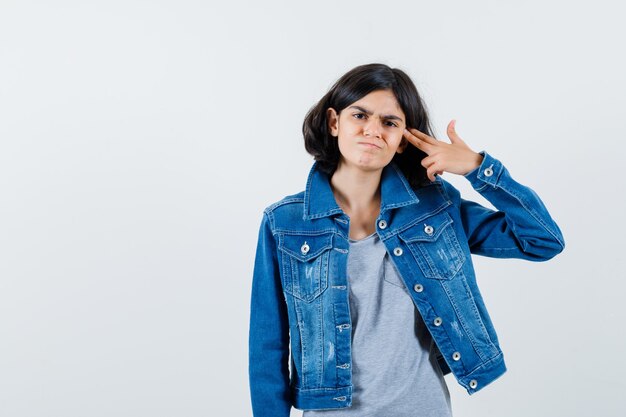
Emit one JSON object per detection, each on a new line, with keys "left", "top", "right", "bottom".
{"left": 348, "top": 105, "right": 404, "bottom": 123}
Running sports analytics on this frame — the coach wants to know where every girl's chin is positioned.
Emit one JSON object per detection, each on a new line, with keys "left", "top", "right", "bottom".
{"left": 342, "top": 156, "right": 388, "bottom": 170}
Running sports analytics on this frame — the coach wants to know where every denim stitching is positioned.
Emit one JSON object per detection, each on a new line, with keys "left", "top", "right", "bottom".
{"left": 439, "top": 278, "right": 487, "bottom": 363}
{"left": 481, "top": 167, "right": 565, "bottom": 249}
{"left": 303, "top": 162, "right": 317, "bottom": 217}
{"left": 440, "top": 276, "right": 494, "bottom": 362}
{"left": 293, "top": 298, "right": 307, "bottom": 387}
{"left": 388, "top": 201, "right": 452, "bottom": 240}
{"left": 316, "top": 290, "right": 324, "bottom": 387}
{"left": 274, "top": 228, "right": 336, "bottom": 235}
{"left": 461, "top": 277, "right": 496, "bottom": 351}
{"left": 404, "top": 215, "right": 464, "bottom": 280}
{"left": 265, "top": 197, "right": 304, "bottom": 213}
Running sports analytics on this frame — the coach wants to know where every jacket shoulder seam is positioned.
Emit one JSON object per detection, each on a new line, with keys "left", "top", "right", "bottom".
{"left": 264, "top": 196, "right": 305, "bottom": 213}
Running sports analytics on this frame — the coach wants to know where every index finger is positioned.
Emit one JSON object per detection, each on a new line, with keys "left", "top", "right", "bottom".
{"left": 407, "top": 127, "right": 438, "bottom": 145}
{"left": 403, "top": 128, "right": 437, "bottom": 153}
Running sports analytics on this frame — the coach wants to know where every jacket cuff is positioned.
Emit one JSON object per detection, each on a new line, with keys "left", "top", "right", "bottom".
{"left": 463, "top": 150, "right": 503, "bottom": 190}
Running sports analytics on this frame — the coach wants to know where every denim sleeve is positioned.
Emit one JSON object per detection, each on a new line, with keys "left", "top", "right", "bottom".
{"left": 456, "top": 150, "right": 565, "bottom": 260}
{"left": 248, "top": 211, "right": 292, "bottom": 417}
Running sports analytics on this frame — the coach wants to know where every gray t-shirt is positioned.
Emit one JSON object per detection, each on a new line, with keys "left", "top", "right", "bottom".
{"left": 303, "top": 232, "right": 453, "bottom": 417}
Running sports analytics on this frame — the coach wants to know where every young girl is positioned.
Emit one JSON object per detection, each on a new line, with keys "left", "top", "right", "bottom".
{"left": 248, "top": 63, "right": 565, "bottom": 417}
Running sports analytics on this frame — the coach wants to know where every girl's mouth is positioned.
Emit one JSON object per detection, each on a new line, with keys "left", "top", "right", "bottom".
{"left": 357, "top": 142, "right": 381, "bottom": 149}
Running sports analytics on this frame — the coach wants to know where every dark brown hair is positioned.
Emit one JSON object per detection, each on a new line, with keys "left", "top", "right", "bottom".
{"left": 302, "top": 63, "right": 435, "bottom": 188}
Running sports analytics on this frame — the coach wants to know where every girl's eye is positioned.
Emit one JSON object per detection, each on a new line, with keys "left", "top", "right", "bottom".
{"left": 353, "top": 113, "right": 397, "bottom": 127}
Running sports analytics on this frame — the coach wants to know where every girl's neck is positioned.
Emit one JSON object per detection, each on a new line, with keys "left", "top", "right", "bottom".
{"left": 329, "top": 162, "right": 382, "bottom": 216}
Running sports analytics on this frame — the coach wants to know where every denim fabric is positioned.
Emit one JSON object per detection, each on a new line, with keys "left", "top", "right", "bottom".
{"left": 248, "top": 151, "right": 565, "bottom": 417}
{"left": 303, "top": 232, "right": 453, "bottom": 416}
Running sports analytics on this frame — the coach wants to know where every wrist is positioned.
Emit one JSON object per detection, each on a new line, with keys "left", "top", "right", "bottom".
{"left": 464, "top": 152, "right": 484, "bottom": 175}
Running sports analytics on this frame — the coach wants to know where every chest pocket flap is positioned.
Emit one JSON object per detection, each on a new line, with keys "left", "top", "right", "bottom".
{"left": 278, "top": 232, "right": 334, "bottom": 301}
{"left": 399, "top": 211, "right": 465, "bottom": 279}
{"left": 400, "top": 211, "right": 453, "bottom": 243}
{"left": 278, "top": 233, "right": 334, "bottom": 261}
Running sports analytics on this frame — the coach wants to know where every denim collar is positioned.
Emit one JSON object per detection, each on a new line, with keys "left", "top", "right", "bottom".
{"left": 303, "top": 161, "right": 420, "bottom": 220}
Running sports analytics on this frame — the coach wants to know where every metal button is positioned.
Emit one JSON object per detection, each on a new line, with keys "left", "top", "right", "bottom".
{"left": 301, "top": 242, "right": 310, "bottom": 255}
{"left": 452, "top": 351, "right": 461, "bottom": 361}
{"left": 469, "top": 379, "right": 478, "bottom": 389}
{"left": 434, "top": 317, "right": 443, "bottom": 326}
{"left": 378, "top": 219, "right": 387, "bottom": 229}
{"left": 413, "top": 284, "right": 424, "bottom": 293}
{"left": 393, "top": 247, "right": 403, "bottom": 256}
{"left": 424, "top": 224, "right": 434, "bottom": 235}
{"left": 484, "top": 164, "right": 494, "bottom": 177}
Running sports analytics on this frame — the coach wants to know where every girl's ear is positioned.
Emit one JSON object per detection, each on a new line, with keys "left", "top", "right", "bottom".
{"left": 396, "top": 137, "right": 408, "bottom": 154}
{"left": 327, "top": 107, "right": 339, "bottom": 137}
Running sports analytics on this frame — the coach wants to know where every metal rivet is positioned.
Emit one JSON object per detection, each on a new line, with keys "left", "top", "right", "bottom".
{"left": 452, "top": 351, "right": 461, "bottom": 361}
{"left": 434, "top": 317, "right": 443, "bottom": 326}
{"left": 393, "top": 247, "right": 403, "bottom": 256}
{"left": 378, "top": 219, "right": 387, "bottom": 229}
{"left": 424, "top": 224, "right": 434, "bottom": 235}
{"left": 301, "top": 242, "right": 310, "bottom": 255}
{"left": 469, "top": 379, "right": 478, "bottom": 389}
{"left": 413, "top": 284, "right": 424, "bottom": 293}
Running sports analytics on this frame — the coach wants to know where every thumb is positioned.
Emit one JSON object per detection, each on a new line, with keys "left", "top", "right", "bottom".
{"left": 447, "top": 119, "right": 464, "bottom": 144}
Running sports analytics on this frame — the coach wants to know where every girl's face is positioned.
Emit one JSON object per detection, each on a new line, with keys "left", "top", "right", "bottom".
{"left": 327, "top": 89, "right": 408, "bottom": 172}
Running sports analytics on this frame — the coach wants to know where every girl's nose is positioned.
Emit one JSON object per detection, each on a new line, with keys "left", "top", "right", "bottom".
{"left": 364, "top": 119, "right": 382, "bottom": 137}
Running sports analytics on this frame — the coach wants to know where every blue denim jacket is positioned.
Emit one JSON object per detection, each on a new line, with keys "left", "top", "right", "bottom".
{"left": 248, "top": 151, "right": 565, "bottom": 416}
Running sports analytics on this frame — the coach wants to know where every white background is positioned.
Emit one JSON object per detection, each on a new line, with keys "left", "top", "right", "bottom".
{"left": 1, "top": 1, "right": 624, "bottom": 416}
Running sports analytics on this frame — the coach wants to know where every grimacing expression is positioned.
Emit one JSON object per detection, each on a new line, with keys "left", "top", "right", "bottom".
{"left": 327, "top": 89, "right": 408, "bottom": 171}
